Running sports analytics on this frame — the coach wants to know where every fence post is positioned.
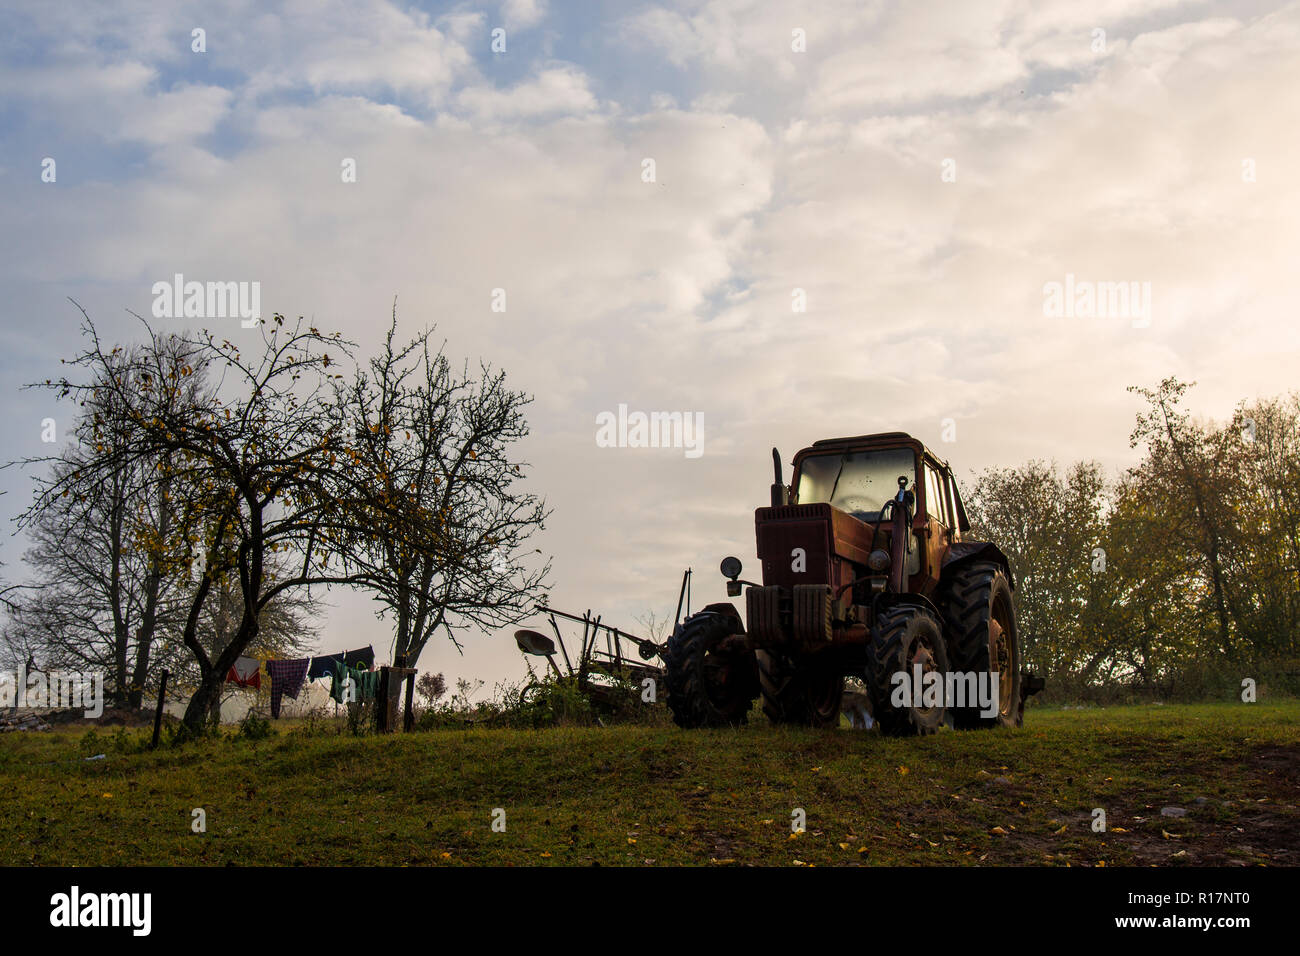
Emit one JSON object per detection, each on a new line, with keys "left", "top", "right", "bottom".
{"left": 151, "top": 670, "right": 169, "bottom": 749}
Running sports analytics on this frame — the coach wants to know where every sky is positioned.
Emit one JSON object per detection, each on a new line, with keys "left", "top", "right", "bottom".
{"left": 2, "top": 0, "right": 1298, "bottom": 698}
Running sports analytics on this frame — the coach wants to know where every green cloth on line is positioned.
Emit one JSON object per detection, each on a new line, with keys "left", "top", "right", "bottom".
{"left": 355, "top": 668, "right": 380, "bottom": 700}
{"left": 329, "top": 662, "right": 380, "bottom": 702}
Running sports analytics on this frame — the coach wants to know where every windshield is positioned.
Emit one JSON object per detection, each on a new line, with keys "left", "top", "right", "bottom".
{"left": 795, "top": 448, "right": 916, "bottom": 521}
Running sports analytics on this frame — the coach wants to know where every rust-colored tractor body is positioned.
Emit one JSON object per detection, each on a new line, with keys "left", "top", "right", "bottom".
{"left": 664, "top": 432, "right": 1042, "bottom": 735}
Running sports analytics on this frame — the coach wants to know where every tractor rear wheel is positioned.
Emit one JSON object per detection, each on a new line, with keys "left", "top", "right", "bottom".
{"left": 756, "top": 650, "right": 844, "bottom": 727}
{"left": 940, "top": 561, "right": 1021, "bottom": 728}
{"left": 866, "top": 604, "right": 949, "bottom": 736}
{"left": 664, "top": 604, "right": 758, "bottom": 728}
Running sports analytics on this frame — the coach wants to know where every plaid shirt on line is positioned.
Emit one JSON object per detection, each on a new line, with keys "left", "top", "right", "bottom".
{"left": 266, "top": 658, "right": 310, "bottom": 718}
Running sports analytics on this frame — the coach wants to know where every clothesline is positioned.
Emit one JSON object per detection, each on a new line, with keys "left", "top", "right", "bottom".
{"left": 225, "top": 646, "right": 378, "bottom": 717}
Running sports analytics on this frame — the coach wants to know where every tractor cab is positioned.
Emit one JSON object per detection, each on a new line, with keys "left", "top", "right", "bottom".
{"left": 789, "top": 432, "right": 970, "bottom": 534}
{"left": 753, "top": 433, "right": 971, "bottom": 602}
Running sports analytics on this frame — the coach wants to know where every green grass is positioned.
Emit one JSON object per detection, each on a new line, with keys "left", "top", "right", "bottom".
{"left": 1, "top": 701, "right": 1296, "bottom": 866}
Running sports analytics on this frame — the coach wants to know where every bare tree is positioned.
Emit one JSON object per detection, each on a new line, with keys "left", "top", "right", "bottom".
{"left": 336, "top": 311, "right": 549, "bottom": 667}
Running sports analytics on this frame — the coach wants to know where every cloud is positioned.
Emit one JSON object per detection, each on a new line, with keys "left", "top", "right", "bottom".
{"left": 457, "top": 65, "right": 598, "bottom": 120}
{"left": 2, "top": 0, "right": 1298, "bottom": 690}
{"left": 501, "top": 0, "right": 548, "bottom": 31}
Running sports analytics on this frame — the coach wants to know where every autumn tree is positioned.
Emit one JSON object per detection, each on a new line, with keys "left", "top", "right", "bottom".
{"left": 1218, "top": 395, "right": 1300, "bottom": 659}
{"left": 11, "top": 342, "right": 201, "bottom": 706}
{"left": 22, "top": 309, "right": 418, "bottom": 732}
{"left": 335, "top": 313, "right": 548, "bottom": 667}
{"left": 965, "top": 459, "right": 1110, "bottom": 687}
{"left": 1128, "top": 377, "right": 1239, "bottom": 660}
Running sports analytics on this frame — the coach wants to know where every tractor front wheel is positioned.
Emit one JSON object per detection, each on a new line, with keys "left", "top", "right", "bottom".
{"left": 664, "top": 604, "right": 759, "bottom": 728}
{"left": 866, "top": 604, "right": 949, "bottom": 736}
{"left": 757, "top": 650, "right": 844, "bottom": 727}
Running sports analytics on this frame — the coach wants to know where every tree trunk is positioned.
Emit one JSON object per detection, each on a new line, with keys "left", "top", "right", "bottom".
{"left": 182, "top": 670, "right": 223, "bottom": 732}
{"left": 128, "top": 636, "right": 150, "bottom": 710}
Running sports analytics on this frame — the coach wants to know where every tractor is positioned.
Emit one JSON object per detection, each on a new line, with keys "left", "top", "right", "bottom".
{"left": 663, "top": 432, "right": 1042, "bottom": 736}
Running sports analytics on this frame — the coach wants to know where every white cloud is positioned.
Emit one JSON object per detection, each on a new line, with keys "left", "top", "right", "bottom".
{"left": 501, "top": 0, "right": 548, "bottom": 31}
{"left": 456, "top": 65, "right": 599, "bottom": 120}
{"left": 2, "top": 0, "right": 1299, "bottom": 689}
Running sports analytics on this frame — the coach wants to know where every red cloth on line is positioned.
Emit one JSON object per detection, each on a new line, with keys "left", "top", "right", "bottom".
{"left": 225, "top": 656, "right": 262, "bottom": 690}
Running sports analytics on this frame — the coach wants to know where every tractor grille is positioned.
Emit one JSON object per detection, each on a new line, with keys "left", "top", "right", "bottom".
{"left": 757, "top": 503, "right": 832, "bottom": 521}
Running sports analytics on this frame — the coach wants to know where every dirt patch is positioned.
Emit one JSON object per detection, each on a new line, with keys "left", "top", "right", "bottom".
{"left": 1116, "top": 744, "right": 1299, "bottom": 867}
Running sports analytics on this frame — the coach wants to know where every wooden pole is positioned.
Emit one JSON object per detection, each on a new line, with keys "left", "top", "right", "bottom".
{"left": 376, "top": 667, "right": 390, "bottom": 732}
{"left": 151, "top": 670, "right": 169, "bottom": 749}
{"left": 403, "top": 668, "right": 416, "bottom": 732}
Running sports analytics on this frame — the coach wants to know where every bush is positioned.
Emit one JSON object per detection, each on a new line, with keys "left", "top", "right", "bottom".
{"left": 510, "top": 676, "right": 595, "bottom": 728}
{"left": 236, "top": 711, "right": 276, "bottom": 741}
{"left": 79, "top": 726, "right": 150, "bottom": 756}
{"left": 345, "top": 700, "right": 375, "bottom": 737}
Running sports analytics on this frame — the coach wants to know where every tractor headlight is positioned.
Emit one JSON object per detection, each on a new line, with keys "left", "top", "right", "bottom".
{"left": 720, "top": 556, "right": 743, "bottom": 580}
{"left": 867, "top": 549, "right": 891, "bottom": 572}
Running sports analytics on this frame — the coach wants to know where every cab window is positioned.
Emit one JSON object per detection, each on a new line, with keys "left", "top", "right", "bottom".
{"left": 795, "top": 448, "right": 916, "bottom": 522}
{"left": 924, "top": 462, "right": 949, "bottom": 527}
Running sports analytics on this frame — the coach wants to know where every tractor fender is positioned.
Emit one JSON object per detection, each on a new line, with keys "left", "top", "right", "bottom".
{"left": 873, "top": 591, "right": 942, "bottom": 620}
{"left": 940, "top": 541, "right": 1016, "bottom": 590}
{"left": 697, "top": 601, "right": 742, "bottom": 621}
{"left": 676, "top": 602, "right": 743, "bottom": 635}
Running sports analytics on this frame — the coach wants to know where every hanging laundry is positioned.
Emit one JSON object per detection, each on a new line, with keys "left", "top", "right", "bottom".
{"left": 307, "top": 653, "right": 344, "bottom": 681}
{"left": 343, "top": 646, "right": 375, "bottom": 670}
{"left": 266, "top": 658, "right": 310, "bottom": 718}
{"left": 354, "top": 666, "right": 381, "bottom": 701}
{"left": 327, "top": 661, "right": 351, "bottom": 704}
{"left": 330, "top": 661, "right": 380, "bottom": 703}
{"left": 225, "top": 656, "right": 263, "bottom": 690}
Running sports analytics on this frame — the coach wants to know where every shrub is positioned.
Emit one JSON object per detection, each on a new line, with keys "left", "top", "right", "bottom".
{"left": 236, "top": 711, "right": 276, "bottom": 741}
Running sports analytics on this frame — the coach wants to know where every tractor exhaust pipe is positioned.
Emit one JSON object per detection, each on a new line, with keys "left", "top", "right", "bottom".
{"left": 888, "top": 475, "right": 911, "bottom": 593}
{"left": 771, "top": 448, "right": 786, "bottom": 507}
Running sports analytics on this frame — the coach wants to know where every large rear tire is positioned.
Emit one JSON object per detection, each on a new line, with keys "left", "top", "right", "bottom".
{"left": 664, "top": 604, "right": 758, "bottom": 728}
{"left": 940, "top": 561, "right": 1021, "bottom": 728}
{"left": 756, "top": 650, "right": 844, "bottom": 727}
{"left": 866, "top": 604, "right": 949, "bottom": 736}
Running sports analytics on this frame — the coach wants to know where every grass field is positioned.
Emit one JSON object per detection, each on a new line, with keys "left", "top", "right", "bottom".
{"left": 1, "top": 701, "right": 1296, "bottom": 866}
